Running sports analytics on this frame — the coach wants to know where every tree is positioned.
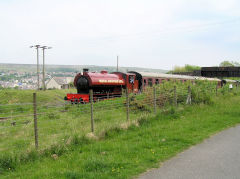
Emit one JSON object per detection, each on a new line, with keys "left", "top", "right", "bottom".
{"left": 219, "top": 61, "right": 234, "bottom": 67}
{"left": 168, "top": 64, "right": 201, "bottom": 74}
{"left": 219, "top": 61, "right": 240, "bottom": 67}
{"left": 184, "top": 64, "right": 201, "bottom": 72}
{"left": 232, "top": 61, "right": 240, "bottom": 67}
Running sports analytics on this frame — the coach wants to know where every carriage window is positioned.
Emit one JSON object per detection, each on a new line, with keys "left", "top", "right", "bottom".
{"left": 155, "top": 79, "right": 159, "bottom": 85}
{"left": 144, "top": 79, "right": 146, "bottom": 86}
{"left": 148, "top": 78, "right": 153, "bottom": 87}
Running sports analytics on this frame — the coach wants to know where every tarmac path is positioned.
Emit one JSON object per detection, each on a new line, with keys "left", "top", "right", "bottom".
{"left": 138, "top": 125, "right": 240, "bottom": 179}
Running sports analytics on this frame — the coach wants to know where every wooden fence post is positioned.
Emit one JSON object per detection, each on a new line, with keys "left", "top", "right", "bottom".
{"left": 174, "top": 86, "right": 177, "bottom": 106}
{"left": 216, "top": 85, "right": 218, "bottom": 96}
{"left": 153, "top": 86, "right": 157, "bottom": 114}
{"left": 126, "top": 88, "right": 129, "bottom": 122}
{"left": 186, "top": 86, "right": 191, "bottom": 104}
{"left": 33, "top": 93, "right": 38, "bottom": 149}
{"left": 90, "top": 89, "right": 94, "bottom": 133}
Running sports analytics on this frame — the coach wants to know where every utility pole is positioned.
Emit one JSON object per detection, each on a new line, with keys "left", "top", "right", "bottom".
{"left": 40, "top": 46, "right": 52, "bottom": 91}
{"left": 117, "top": 55, "right": 119, "bottom": 72}
{"left": 30, "top": 45, "right": 41, "bottom": 90}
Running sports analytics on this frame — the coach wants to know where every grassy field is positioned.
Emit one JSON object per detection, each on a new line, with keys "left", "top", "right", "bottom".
{"left": 0, "top": 81, "right": 239, "bottom": 178}
{"left": 0, "top": 81, "right": 218, "bottom": 155}
{"left": 1, "top": 88, "right": 240, "bottom": 178}
{"left": 0, "top": 88, "right": 149, "bottom": 155}
{"left": 0, "top": 88, "right": 75, "bottom": 104}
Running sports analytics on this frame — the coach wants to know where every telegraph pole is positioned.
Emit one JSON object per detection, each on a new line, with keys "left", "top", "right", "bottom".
{"left": 40, "top": 46, "right": 52, "bottom": 91}
{"left": 30, "top": 45, "right": 41, "bottom": 90}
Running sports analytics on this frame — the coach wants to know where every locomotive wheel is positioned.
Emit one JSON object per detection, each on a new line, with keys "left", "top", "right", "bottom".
{"left": 80, "top": 98, "right": 85, "bottom": 104}
{"left": 74, "top": 99, "right": 78, "bottom": 104}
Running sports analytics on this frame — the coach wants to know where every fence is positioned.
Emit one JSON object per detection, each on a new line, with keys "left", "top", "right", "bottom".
{"left": 0, "top": 80, "right": 238, "bottom": 155}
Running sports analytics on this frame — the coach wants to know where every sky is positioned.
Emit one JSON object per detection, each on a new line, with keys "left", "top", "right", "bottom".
{"left": 0, "top": 0, "right": 240, "bottom": 70}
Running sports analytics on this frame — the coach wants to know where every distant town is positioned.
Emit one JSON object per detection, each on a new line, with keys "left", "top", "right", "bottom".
{"left": 0, "top": 70, "right": 76, "bottom": 90}
{"left": 0, "top": 63, "right": 167, "bottom": 90}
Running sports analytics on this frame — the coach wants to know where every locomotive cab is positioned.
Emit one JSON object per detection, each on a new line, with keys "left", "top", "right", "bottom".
{"left": 126, "top": 73, "right": 139, "bottom": 93}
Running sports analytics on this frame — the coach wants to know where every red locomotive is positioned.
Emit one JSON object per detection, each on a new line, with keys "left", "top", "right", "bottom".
{"left": 65, "top": 69, "right": 139, "bottom": 103}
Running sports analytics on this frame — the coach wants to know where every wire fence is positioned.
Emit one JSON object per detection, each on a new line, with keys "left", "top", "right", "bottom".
{"left": 0, "top": 81, "right": 239, "bottom": 154}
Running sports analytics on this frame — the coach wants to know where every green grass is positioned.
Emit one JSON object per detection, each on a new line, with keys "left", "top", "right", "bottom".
{"left": 0, "top": 89, "right": 81, "bottom": 153}
{"left": 1, "top": 93, "right": 240, "bottom": 178}
{"left": 0, "top": 88, "right": 146, "bottom": 155}
{"left": 0, "top": 89, "right": 75, "bottom": 104}
{"left": 0, "top": 82, "right": 236, "bottom": 155}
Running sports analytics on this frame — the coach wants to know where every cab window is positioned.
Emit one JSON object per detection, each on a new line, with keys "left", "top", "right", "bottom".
{"left": 129, "top": 75, "right": 135, "bottom": 84}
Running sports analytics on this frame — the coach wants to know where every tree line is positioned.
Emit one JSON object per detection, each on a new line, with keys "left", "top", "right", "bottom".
{"left": 169, "top": 61, "right": 240, "bottom": 73}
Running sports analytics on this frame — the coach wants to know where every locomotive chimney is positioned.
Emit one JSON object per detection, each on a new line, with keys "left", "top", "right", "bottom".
{"left": 83, "top": 68, "right": 89, "bottom": 72}
{"left": 83, "top": 68, "right": 89, "bottom": 75}
{"left": 101, "top": 70, "right": 108, "bottom": 74}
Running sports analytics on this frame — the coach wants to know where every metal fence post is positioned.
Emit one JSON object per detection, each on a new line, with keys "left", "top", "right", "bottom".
{"left": 90, "top": 89, "right": 94, "bottom": 133}
{"left": 153, "top": 86, "right": 157, "bottom": 114}
{"left": 174, "top": 86, "right": 177, "bottom": 106}
{"left": 33, "top": 93, "right": 38, "bottom": 149}
{"left": 126, "top": 88, "right": 129, "bottom": 122}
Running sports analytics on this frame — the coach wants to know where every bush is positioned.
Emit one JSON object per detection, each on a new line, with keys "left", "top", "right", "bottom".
{"left": 0, "top": 153, "right": 18, "bottom": 171}
{"left": 139, "top": 80, "right": 217, "bottom": 107}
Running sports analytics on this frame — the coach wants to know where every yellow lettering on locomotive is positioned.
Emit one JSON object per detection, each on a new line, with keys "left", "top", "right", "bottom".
{"left": 98, "top": 79, "right": 124, "bottom": 83}
{"left": 99, "top": 80, "right": 107, "bottom": 83}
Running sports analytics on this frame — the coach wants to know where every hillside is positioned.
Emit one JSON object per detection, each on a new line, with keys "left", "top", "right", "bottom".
{"left": 0, "top": 63, "right": 167, "bottom": 73}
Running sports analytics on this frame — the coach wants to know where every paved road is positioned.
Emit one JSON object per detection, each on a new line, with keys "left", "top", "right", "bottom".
{"left": 138, "top": 125, "right": 240, "bottom": 179}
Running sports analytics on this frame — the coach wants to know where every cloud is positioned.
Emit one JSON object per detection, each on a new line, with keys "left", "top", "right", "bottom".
{"left": 0, "top": 0, "right": 239, "bottom": 69}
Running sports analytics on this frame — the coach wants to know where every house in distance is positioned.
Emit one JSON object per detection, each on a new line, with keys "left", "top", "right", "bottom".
{"left": 46, "top": 77, "right": 73, "bottom": 89}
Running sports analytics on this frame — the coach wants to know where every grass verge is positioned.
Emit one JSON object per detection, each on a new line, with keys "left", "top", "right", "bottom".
{"left": 1, "top": 95, "right": 240, "bottom": 178}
